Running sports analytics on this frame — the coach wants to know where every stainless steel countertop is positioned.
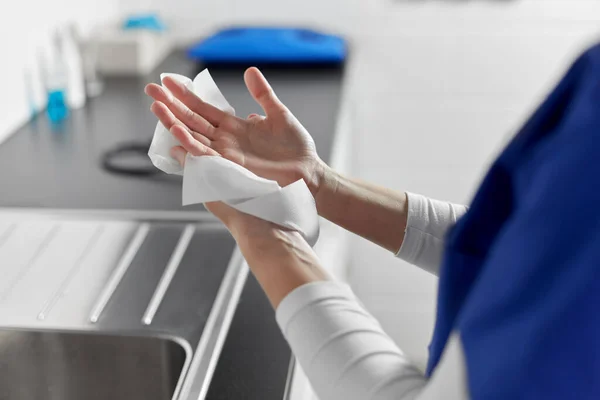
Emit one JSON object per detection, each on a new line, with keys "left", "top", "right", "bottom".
{"left": 0, "top": 212, "right": 241, "bottom": 400}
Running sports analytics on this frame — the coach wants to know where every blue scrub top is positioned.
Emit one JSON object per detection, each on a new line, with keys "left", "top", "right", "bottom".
{"left": 428, "top": 44, "right": 600, "bottom": 399}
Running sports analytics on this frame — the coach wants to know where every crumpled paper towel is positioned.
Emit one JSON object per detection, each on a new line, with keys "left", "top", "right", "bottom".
{"left": 148, "top": 69, "right": 320, "bottom": 246}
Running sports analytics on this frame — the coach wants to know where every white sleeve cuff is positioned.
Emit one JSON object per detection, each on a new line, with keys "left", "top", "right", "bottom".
{"left": 396, "top": 193, "right": 468, "bottom": 276}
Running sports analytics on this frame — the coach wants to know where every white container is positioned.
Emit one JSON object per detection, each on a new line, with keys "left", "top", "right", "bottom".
{"left": 93, "top": 24, "right": 172, "bottom": 76}
{"left": 59, "top": 25, "right": 86, "bottom": 109}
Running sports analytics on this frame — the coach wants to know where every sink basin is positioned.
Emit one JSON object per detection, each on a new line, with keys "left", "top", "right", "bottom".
{"left": 0, "top": 330, "right": 187, "bottom": 400}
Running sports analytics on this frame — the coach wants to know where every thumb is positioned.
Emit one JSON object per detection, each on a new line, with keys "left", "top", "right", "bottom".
{"left": 244, "top": 67, "right": 285, "bottom": 117}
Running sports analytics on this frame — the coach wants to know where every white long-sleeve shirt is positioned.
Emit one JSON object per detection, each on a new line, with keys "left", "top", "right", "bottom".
{"left": 276, "top": 192, "right": 469, "bottom": 400}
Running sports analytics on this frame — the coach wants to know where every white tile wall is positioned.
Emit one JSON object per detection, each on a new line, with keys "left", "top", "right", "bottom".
{"left": 122, "top": 0, "right": 372, "bottom": 42}
{"left": 354, "top": 96, "right": 522, "bottom": 169}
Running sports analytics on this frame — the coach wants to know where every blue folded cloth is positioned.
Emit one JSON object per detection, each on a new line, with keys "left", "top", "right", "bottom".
{"left": 187, "top": 27, "right": 347, "bottom": 64}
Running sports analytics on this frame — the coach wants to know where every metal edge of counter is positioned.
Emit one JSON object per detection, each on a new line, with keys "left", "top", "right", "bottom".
{"left": 0, "top": 209, "right": 216, "bottom": 222}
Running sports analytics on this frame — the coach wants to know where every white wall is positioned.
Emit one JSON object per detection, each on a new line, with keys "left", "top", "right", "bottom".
{"left": 0, "top": 0, "right": 120, "bottom": 144}
{"left": 119, "top": 0, "right": 370, "bottom": 43}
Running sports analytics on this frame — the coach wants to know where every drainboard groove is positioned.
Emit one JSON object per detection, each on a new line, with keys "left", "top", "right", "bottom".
{"left": 0, "top": 223, "right": 17, "bottom": 249}
{"left": 89, "top": 223, "right": 150, "bottom": 323}
{"left": 176, "top": 249, "right": 248, "bottom": 400}
{"left": 0, "top": 224, "right": 60, "bottom": 303}
{"left": 142, "top": 224, "right": 196, "bottom": 325}
{"left": 38, "top": 225, "right": 105, "bottom": 320}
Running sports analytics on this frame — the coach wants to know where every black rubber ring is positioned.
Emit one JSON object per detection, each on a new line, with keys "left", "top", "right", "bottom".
{"left": 101, "top": 141, "right": 158, "bottom": 177}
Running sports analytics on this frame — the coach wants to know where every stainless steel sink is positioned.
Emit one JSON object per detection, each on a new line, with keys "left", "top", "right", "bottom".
{"left": 0, "top": 213, "right": 248, "bottom": 400}
{"left": 0, "top": 330, "right": 186, "bottom": 400}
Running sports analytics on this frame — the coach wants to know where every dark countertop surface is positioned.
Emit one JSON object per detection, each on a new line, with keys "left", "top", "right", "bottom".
{"left": 0, "top": 51, "right": 344, "bottom": 399}
{"left": 0, "top": 52, "right": 342, "bottom": 213}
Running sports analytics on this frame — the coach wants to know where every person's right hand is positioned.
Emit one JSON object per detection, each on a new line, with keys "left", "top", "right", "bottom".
{"left": 144, "top": 67, "right": 327, "bottom": 197}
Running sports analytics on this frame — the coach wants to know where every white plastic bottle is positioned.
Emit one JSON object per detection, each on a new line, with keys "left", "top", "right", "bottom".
{"left": 59, "top": 24, "right": 86, "bottom": 109}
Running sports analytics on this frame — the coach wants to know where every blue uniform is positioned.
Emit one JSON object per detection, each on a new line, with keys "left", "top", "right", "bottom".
{"left": 429, "top": 44, "right": 600, "bottom": 399}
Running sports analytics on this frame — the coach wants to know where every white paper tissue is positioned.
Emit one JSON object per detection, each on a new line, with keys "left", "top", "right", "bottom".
{"left": 148, "top": 70, "right": 234, "bottom": 175}
{"left": 147, "top": 70, "right": 320, "bottom": 246}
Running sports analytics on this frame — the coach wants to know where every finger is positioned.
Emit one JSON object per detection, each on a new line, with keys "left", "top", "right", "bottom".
{"left": 146, "top": 84, "right": 216, "bottom": 138}
{"left": 170, "top": 146, "right": 187, "bottom": 167}
{"left": 247, "top": 113, "right": 260, "bottom": 119}
{"left": 170, "top": 125, "right": 220, "bottom": 157}
{"left": 150, "top": 101, "right": 217, "bottom": 152}
{"left": 150, "top": 101, "right": 181, "bottom": 131}
{"left": 162, "top": 76, "right": 227, "bottom": 127}
{"left": 150, "top": 101, "right": 213, "bottom": 146}
{"left": 244, "top": 67, "right": 285, "bottom": 117}
{"left": 188, "top": 130, "right": 213, "bottom": 148}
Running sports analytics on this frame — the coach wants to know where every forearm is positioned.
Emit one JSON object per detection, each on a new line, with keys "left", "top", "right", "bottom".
{"left": 232, "top": 223, "right": 468, "bottom": 400}
{"left": 315, "top": 163, "right": 408, "bottom": 253}
{"left": 234, "top": 227, "right": 429, "bottom": 399}
{"left": 312, "top": 162, "right": 468, "bottom": 275}
{"left": 236, "top": 226, "right": 330, "bottom": 308}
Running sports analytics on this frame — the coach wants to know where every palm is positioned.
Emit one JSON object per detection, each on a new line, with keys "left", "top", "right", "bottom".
{"left": 145, "top": 68, "right": 320, "bottom": 191}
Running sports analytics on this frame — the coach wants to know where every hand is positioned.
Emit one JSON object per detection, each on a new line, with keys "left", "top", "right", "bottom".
{"left": 144, "top": 67, "right": 326, "bottom": 196}
{"left": 146, "top": 68, "right": 331, "bottom": 310}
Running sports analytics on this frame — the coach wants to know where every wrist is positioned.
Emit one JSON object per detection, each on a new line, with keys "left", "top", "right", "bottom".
{"left": 306, "top": 158, "right": 336, "bottom": 207}
{"left": 228, "top": 213, "right": 282, "bottom": 243}
{"left": 235, "top": 225, "right": 302, "bottom": 265}
{"left": 235, "top": 224, "right": 328, "bottom": 309}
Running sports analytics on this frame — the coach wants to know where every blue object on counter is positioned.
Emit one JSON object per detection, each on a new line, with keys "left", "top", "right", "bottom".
{"left": 122, "top": 14, "right": 167, "bottom": 32}
{"left": 187, "top": 27, "right": 347, "bottom": 64}
{"left": 47, "top": 90, "right": 68, "bottom": 123}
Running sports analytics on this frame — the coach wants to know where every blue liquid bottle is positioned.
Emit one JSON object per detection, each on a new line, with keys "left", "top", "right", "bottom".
{"left": 47, "top": 89, "right": 68, "bottom": 122}
{"left": 45, "top": 34, "right": 69, "bottom": 123}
